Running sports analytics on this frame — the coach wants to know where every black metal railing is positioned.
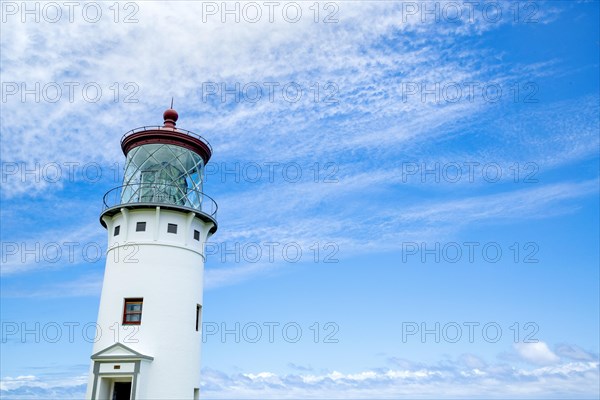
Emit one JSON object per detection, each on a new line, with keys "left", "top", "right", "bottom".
{"left": 102, "top": 183, "right": 217, "bottom": 220}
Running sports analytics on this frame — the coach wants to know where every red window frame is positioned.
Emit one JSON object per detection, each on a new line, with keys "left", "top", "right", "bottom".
{"left": 123, "top": 298, "right": 143, "bottom": 325}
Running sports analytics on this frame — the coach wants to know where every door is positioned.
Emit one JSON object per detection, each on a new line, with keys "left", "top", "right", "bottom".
{"left": 112, "top": 381, "right": 132, "bottom": 400}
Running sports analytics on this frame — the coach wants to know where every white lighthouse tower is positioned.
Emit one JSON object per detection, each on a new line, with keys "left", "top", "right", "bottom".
{"left": 86, "top": 107, "right": 217, "bottom": 400}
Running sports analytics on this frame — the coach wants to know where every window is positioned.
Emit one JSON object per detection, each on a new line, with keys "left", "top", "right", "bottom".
{"left": 167, "top": 223, "right": 178, "bottom": 234}
{"left": 123, "top": 298, "right": 143, "bottom": 325}
{"left": 196, "top": 304, "right": 202, "bottom": 331}
{"left": 114, "top": 225, "right": 120, "bottom": 236}
{"left": 136, "top": 222, "right": 146, "bottom": 232}
{"left": 194, "top": 230, "right": 200, "bottom": 241}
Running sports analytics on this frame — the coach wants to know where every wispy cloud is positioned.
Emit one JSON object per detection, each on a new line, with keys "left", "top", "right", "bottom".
{"left": 1, "top": 221, "right": 103, "bottom": 276}
{"left": 5, "top": 355, "right": 596, "bottom": 399}
{"left": 514, "top": 342, "right": 560, "bottom": 366}
{"left": 0, "top": 374, "right": 87, "bottom": 400}
{"left": 1, "top": 273, "right": 103, "bottom": 298}
{"left": 199, "top": 358, "right": 598, "bottom": 399}
{"left": 0, "top": 1, "right": 582, "bottom": 199}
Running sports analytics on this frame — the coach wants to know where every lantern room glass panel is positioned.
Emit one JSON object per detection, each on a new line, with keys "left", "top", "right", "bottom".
{"left": 120, "top": 143, "right": 205, "bottom": 209}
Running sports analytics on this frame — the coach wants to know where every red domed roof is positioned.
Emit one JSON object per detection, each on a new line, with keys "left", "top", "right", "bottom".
{"left": 120, "top": 108, "right": 212, "bottom": 163}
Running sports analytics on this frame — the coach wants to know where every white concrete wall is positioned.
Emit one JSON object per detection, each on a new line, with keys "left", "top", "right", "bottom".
{"left": 87, "top": 207, "right": 214, "bottom": 399}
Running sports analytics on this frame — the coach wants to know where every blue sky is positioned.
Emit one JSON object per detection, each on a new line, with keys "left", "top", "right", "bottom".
{"left": 1, "top": 0, "right": 599, "bottom": 398}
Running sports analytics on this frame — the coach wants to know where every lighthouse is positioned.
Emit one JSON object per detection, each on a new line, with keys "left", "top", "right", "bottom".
{"left": 86, "top": 107, "right": 217, "bottom": 400}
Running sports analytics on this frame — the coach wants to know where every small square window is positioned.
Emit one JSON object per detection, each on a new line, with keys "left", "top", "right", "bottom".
{"left": 167, "top": 223, "right": 178, "bottom": 234}
{"left": 114, "top": 225, "right": 120, "bottom": 236}
{"left": 136, "top": 222, "right": 146, "bottom": 232}
{"left": 123, "top": 298, "right": 143, "bottom": 325}
{"left": 194, "top": 230, "right": 200, "bottom": 241}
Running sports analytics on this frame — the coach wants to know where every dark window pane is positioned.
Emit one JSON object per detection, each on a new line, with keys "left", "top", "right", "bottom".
{"left": 194, "top": 230, "right": 200, "bottom": 241}
{"left": 136, "top": 222, "right": 146, "bottom": 232}
{"left": 126, "top": 314, "right": 141, "bottom": 322}
{"left": 196, "top": 304, "right": 202, "bottom": 331}
{"left": 114, "top": 225, "right": 120, "bottom": 236}
{"left": 126, "top": 303, "right": 142, "bottom": 312}
{"left": 167, "top": 223, "right": 178, "bottom": 234}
